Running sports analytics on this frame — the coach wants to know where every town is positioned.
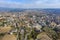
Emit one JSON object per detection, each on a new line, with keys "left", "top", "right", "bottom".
{"left": 0, "top": 11, "right": 60, "bottom": 40}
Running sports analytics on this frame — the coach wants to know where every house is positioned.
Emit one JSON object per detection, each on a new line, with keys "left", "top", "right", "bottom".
{"left": 33, "top": 23, "right": 42, "bottom": 32}
{"left": 50, "top": 22, "right": 57, "bottom": 28}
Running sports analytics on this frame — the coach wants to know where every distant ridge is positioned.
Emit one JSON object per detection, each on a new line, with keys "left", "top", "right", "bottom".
{"left": 0, "top": 7, "right": 60, "bottom": 15}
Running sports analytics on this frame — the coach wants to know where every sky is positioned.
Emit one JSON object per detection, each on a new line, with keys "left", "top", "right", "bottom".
{"left": 0, "top": 0, "right": 60, "bottom": 8}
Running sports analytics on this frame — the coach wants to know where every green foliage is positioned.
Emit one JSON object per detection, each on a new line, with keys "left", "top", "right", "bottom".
{"left": 0, "top": 21, "right": 7, "bottom": 26}
{"left": 30, "top": 28, "right": 39, "bottom": 40}
{"left": 43, "top": 27, "right": 58, "bottom": 40}
{"left": 0, "top": 33, "right": 5, "bottom": 36}
{"left": 0, "top": 22, "right": 3, "bottom": 26}
{"left": 57, "top": 32, "right": 60, "bottom": 40}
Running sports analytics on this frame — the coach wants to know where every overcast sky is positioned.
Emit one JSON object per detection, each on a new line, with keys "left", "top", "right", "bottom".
{"left": 0, "top": 0, "right": 60, "bottom": 8}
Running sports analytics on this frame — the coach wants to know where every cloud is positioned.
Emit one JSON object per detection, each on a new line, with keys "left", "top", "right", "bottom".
{"left": 0, "top": 0, "right": 60, "bottom": 8}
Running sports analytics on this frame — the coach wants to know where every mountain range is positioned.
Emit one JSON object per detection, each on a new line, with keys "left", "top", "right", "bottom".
{"left": 0, "top": 7, "right": 60, "bottom": 15}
